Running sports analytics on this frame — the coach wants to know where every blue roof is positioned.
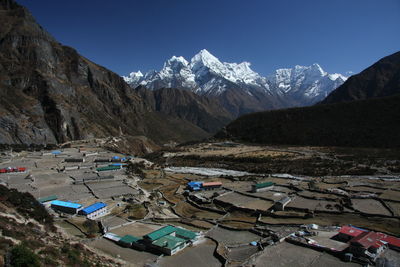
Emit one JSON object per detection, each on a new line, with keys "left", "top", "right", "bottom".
{"left": 51, "top": 150, "right": 62, "bottom": 155}
{"left": 51, "top": 200, "right": 82, "bottom": 209}
{"left": 81, "top": 202, "right": 107, "bottom": 215}
{"left": 110, "top": 163, "right": 124, "bottom": 166}
{"left": 188, "top": 181, "right": 202, "bottom": 187}
{"left": 112, "top": 156, "right": 120, "bottom": 159}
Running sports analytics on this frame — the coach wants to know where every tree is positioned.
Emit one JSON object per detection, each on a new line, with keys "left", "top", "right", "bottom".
{"left": 10, "top": 243, "right": 40, "bottom": 267}
{"left": 83, "top": 219, "right": 98, "bottom": 235}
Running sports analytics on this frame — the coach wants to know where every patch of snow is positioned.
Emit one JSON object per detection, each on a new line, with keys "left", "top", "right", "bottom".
{"left": 271, "top": 173, "right": 305, "bottom": 180}
{"left": 164, "top": 166, "right": 251, "bottom": 176}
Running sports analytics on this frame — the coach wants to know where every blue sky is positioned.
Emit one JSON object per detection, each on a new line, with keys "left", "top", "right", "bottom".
{"left": 18, "top": 0, "right": 400, "bottom": 76}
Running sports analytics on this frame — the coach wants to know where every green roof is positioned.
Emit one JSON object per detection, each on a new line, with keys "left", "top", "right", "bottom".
{"left": 254, "top": 182, "right": 274, "bottom": 189}
{"left": 96, "top": 166, "right": 121, "bottom": 172}
{"left": 37, "top": 195, "right": 57, "bottom": 203}
{"left": 119, "top": 235, "right": 141, "bottom": 244}
{"left": 152, "top": 235, "right": 186, "bottom": 250}
{"left": 174, "top": 227, "right": 197, "bottom": 240}
{"left": 145, "top": 225, "right": 176, "bottom": 241}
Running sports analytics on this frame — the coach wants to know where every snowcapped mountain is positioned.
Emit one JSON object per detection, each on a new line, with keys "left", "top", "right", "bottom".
{"left": 267, "top": 64, "right": 347, "bottom": 101}
{"left": 124, "top": 49, "right": 347, "bottom": 115}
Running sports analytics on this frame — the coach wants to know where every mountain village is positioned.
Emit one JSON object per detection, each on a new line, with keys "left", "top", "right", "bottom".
{"left": 1, "top": 139, "right": 399, "bottom": 266}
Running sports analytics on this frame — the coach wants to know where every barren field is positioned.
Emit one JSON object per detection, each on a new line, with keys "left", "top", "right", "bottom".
{"left": 173, "top": 201, "right": 224, "bottom": 220}
{"left": 207, "top": 227, "right": 261, "bottom": 246}
{"left": 216, "top": 192, "right": 261, "bottom": 207}
{"left": 226, "top": 245, "right": 259, "bottom": 263}
{"left": 380, "top": 190, "right": 400, "bottom": 202}
{"left": 385, "top": 201, "right": 400, "bottom": 216}
{"left": 315, "top": 181, "right": 347, "bottom": 190}
{"left": 249, "top": 241, "right": 359, "bottom": 267}
{"left": 298, "top": 191, "right": 342, "bottom": 200}
{"left": 252, "top": 191, "right": 287, "bottom": 201}
{"left": 158, "top": 239, "right": 221, "bottom": 267}
{"left": 346, "top": 185, "right": 385, "bottom": 194}
{"left": 351, "top": 198, "right": 392, "bottom": 216}
{"left": 241, "top": 199, "right": 275, "bottom": 211}
{"left": 112, "top": 222, "right": 161, "bottom": 237}
{"left": 88, "top": 238, "right": 158, "bottom": 266}
{"left": 286, "top": 196, "right": 346, "bottom": 212}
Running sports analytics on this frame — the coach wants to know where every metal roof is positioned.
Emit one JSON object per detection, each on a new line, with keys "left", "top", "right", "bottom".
{"left": 109, "top": 163, "right": 124, "bottom": 166}
{"left": 377, "top": 232, "right": 400, "bottom": 248}
{"left": 81, "top": 202, "right": 107, "bottom": 215}
{"left": 119, "top": 234, "right": 141, "bottom": 244}
{"left": 104, "top": 233, "right": 122, "bottom": 242}
{"left": 350, "top": 231, "right": 384, "bottom": 249}
{"left": 188, "top": 181, "right": 202, "bottom": 186}
{"left": 339, "top": 225, "right": 365, "bottom": 237}
{"left": 37, "top": 195, "right": 57, "bottom": 203}
{"left": 202, "top": 181, "right": 222, "bottom": 187}
{"left": 145, "top": 225, "right": 176, "bottom": 241}
{"left": 174, "top": 227, "right": 198, "bottom": 240}
{"left": 152, "top": 235, "right": 185, "bottom": 250}
{"left": 254, "top": 182, "right": 274, "bottom": 189}
{"left": 51, "top": 200, "right": 82, "bottom": 209}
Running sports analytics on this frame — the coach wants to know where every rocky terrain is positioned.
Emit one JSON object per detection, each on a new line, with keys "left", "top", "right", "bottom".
{"left": 0, "top": 185, "right": 122, "bottom": 266}
{"left": 0, "top": 0, "right": 232, "bottom": 146}
{"left": 135, "top": 86, "right": 233, "bottom": 134}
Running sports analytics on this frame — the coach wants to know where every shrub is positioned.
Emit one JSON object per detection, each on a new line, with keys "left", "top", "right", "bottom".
{"left": 10, "top": 243, "right": 40, "bottom": 267}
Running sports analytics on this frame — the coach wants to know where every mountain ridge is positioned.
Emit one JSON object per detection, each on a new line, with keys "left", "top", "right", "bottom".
{"left": 0, "top": 0, "right": 225, "bottom": 145}
{"left": 124, "top": 49, "right": 347, "bottom": 115}
{"left": 216, "top": 51, "right": 400, "bottom": 148}
{"left": 321, "top": 51, "right": 400, "bottom": 104}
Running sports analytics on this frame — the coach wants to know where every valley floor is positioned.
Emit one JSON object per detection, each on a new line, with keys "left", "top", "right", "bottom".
{"left": 1, "top": 140, "right": 399, "bottom": 266}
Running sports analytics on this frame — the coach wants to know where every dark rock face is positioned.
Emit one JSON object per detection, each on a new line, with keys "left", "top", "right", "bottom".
{"left": 0, "top": 0, "right": 225, "bottom": 145}
{"left": 321, "top": 51, "right": 400, "bottom": 104}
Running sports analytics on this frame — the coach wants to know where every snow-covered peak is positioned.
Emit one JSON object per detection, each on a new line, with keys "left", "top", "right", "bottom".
{"left": 123, "top": 70, "right": 144, "bottom": 84}
{"left": 328, "top": 73, "right": 347, "bottom": 81}
{"left": 310, "top": 63, "right": 326, "bottom": 76}
{"left": 191, "top": 49, "right": 219, "bottom": 64}
{"left": 190, "top": 49, "right": 225, "bottom": 75}
{"left": 164, "top": 56, "right": 189, "bottom": 69}
{"left": 124, "top": 49, "right": 347, "bottom": 103}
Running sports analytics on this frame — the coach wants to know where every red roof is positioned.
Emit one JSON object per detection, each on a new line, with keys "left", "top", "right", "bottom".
{"left": 350, "top": 231, "right": 384, "bottom": 249}
{"left": 377, "top": 232, "right": 400, "bottom": 248}
{"left": 202, "top": 182, "right": 222, "bottom": 187}
{"left": 339, "top": 225, "right": 365, "bottom": 237}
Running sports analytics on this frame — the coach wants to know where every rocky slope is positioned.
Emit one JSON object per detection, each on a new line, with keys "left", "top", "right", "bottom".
{"left": 0, "top": 185, "right": 122, "bottom": 266}
{"left": 136, "top": 86, "right": 233, "bottom": 133}
{"left": 124, "top": 49, "right": 347, "bottom": 116}
{"left": 216, "top": 52, "right": 400, "bottom": 148}
{"left": 321, "top": 51, "right": 400, "bottom": 103}
{"left": 0, "top": 0, "right": 227, "bottom": 145}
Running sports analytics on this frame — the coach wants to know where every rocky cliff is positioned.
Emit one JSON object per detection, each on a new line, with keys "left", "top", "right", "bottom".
{"left": 0, "top": 0, "right": 218, "bottom": 145}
